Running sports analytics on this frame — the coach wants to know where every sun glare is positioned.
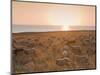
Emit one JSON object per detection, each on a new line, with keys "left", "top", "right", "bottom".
{"left": 47, "top": 9, "right": 77, "bottom": 31}
{"left": 62, "top": 25, "right": 69, "bottom": 31}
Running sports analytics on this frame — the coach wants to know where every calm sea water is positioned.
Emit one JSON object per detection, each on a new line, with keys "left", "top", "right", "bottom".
{"left": 12, "top": 25, "right": 95, "bottom": 33}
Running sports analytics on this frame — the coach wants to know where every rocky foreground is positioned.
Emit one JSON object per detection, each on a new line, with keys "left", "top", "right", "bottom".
{"left": 12, "top": 30, "right": 96, "bottom": 74}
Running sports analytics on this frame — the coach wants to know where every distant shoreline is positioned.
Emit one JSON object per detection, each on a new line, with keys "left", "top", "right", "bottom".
{"left": 12, "top": 25, "right": 95, "bottom": 33}
{"left": 13, "top": 30, "right": 96, "bottom": 34}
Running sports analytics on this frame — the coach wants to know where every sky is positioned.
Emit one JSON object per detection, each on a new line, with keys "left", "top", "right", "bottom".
{"left": 12, "top": 1, "right": 95, "bottom": 32}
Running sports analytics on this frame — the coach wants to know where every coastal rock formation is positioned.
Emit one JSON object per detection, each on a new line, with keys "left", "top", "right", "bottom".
{"left": 12, "top": 31, "right": 96, "bottom": 74}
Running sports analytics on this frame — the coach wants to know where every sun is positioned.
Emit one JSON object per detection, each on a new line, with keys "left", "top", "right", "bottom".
{"left": 62, "top": 25, "right": 69, "bottom": 31}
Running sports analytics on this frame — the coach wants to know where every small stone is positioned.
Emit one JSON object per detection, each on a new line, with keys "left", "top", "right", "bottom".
{"left": 24, "top": 62, "right": 35, "bottom": 72}
{"left": 87, "top": 48, "right": 95, "bottom": 56}
{"left": 75, "top": 56, "right": 89, "bottom": 68}
{"left": 56, "top": 58, "right": 70, "bottom": 66}
{"left": 71, "top": 45, "right": 82, "bottom": 55}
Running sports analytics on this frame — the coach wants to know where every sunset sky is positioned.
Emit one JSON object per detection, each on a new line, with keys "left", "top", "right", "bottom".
{"left": 12, "top": 1, "right": 95, "bottom": 32}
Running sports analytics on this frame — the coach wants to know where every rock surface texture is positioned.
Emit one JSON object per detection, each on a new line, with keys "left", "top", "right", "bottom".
{"left": 12, "top": 31, "right": 96, "bottom": 74}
